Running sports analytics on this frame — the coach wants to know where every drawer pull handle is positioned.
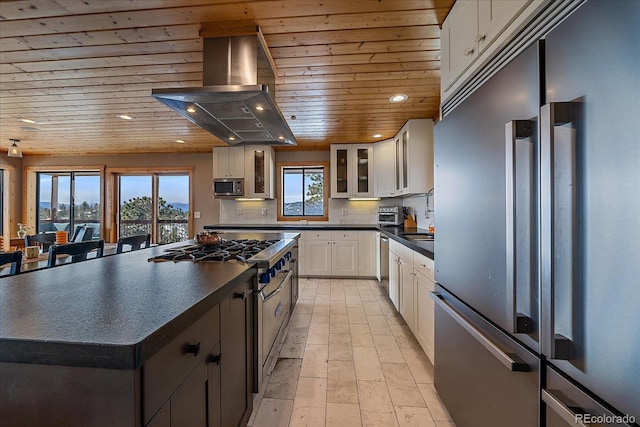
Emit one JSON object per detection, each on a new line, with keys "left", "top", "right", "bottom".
{"left": 233, "top": 291, "right": 246, "bottom": 300}
{"left": 184, "top": 342, "right": 201, "bottom": 357}
{"left": 207, "top": 353, "right": 222, "bottom": 365}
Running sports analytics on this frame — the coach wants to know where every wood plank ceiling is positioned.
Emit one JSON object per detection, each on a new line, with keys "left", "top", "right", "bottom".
{"left": 0, "top": 0, "right": 454, "bottom": 155}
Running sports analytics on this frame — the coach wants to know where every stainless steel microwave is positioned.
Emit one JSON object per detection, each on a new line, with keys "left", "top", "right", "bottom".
{"left": 213, "top": 178, "right": 244, "bottom": 198}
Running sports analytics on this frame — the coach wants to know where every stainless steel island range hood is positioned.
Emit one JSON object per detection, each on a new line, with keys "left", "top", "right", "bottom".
{"left": 152, "top": 30, "right": 296, "bottom": 146}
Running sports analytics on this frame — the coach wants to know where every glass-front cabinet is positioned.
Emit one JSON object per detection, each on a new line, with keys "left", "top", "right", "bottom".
{"left": 330, "top": 144, "right": 374, "bottom": 198}
{"left": 244, "top": 146, "right": 275, "bottom": 199}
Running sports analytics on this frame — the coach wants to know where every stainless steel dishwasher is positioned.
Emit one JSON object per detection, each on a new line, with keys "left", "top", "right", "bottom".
{"left": 376, "top": 232, "right": 389, "bottom": 292}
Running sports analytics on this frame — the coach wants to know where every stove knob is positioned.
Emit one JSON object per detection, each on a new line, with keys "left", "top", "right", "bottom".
{"left": 275, "top": 260, "right": 283, "bottom": 271}
{"left": 284, "top": 252, "right": 291, "bottom": 261}
{"left": 269, "top": 268, "right": 276, "bottom": 278}
{"left": 259, "top": 272, "right": 271, "bottom": 284}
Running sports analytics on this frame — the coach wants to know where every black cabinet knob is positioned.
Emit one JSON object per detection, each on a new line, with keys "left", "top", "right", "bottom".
{"left": 207, "top": 353, "right": 222, "bottom": 365}
{"left": 184, "top": 342, "right": 201, "bottom": 356}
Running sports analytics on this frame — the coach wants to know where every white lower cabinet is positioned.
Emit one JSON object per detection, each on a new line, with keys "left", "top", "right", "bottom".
{"left": 306, "top": 238, "right": 332, "bottom": 276}
{"left": 414, "top": 270, "right": 435, "bottom": 363}
{"left": 389, "top": 239, "right": 435, "bottom": 363}
{"left": 302, "top": 230, "right": 376, "bottom": 278}
{"left": 389, "top": 240, "right": 413, "bottom": 312}
{"left": 388, "top": 252, "right": 400, "bottom": 310}
{"left": 358, "top": 231, "right": 377, "bottom": 277}
{"left": 399, "top": 260, "right": 415, "bottom": 330}
{"left": 331, "top": 240, "right": 358, "bottom": 276}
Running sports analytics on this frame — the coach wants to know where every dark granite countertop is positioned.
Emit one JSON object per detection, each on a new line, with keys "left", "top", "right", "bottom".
{"left": 378, "top": 226, "right": 434, "bottom": 260}
{"left": 0, "top": 241, "right": 257, "bottom": 370}
{"left": 205, "top": 224, "right": 434, "bottom": 260}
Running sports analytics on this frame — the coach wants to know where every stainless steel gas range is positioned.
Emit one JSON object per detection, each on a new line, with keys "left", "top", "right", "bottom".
{"left": 148, "top": 232, "right": 299, "bottom": 392}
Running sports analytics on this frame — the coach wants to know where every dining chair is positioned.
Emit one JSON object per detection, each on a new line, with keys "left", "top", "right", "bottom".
{"left": 0, "top": 251, "right": 22, "bottom": 276}
{"left": 71, "top": 225, "right": 94, "bottom": 242}
{"left": 47, "top": 240, "right": 105, "bottom": 268}
{"left": 116, "top": 234, "right": 151, "bottom": 254}
{"left": 25, "top": 232, "right": 57, "bottom": 252}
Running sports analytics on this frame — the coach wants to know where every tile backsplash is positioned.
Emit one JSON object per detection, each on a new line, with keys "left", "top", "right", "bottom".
{"left": 219, "top": 192, "right": 435, "bottom": 229}
{"left": 220, "top": 198, "right": 380, "bottom": 225}
{"left": 401, "top": 193, "right": 434, "bottom": 229}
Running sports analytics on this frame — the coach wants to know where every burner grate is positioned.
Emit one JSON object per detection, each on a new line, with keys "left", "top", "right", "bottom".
{"left": 148, "top": 238, "right": 281, "bottom": 263}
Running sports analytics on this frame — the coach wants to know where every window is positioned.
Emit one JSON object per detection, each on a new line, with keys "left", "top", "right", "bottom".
{"left": 36, "top": 171, "right": 102, "bottom": 238}
{"left": 278, "top": 162, "right": 329, "bottom": 221}
{"left": 117, "top": 172, "right": 190, "bottom": 244}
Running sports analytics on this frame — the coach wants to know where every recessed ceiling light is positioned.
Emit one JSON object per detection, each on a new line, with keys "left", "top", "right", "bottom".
{"left": 186, "top": 107, "right": 196, "bottom": 113}
{"left": 389, "top": 94, "right": 408, "bottom": 103}
{"left": 117, "top": 114, "right": 133, "bottom": 120}
{"left": 176, "top": 139, "right": 185, "bottom": 144}
{"left": 21, "top": 119, "right": 37, "bottom": 124}
{"left": 256, "top": 105, "right": 264, "bottom": 111}
{"left": 373, "top": 133, "right": 383, "bottom": 138}
{"left": 278, "top": 136, "right": 285, "bottom": 140}
{"left": 229, "top": 136, "right": 236, "bottom": 141}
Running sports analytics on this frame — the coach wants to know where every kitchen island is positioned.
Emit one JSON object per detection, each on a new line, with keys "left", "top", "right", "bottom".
{"left": 0, "top": 241, "right": 257, "bottom": 427}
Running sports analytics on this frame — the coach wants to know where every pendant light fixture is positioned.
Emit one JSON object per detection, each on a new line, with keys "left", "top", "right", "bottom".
{"left": 8, "top": 139, "right": 23, "bottom": 157}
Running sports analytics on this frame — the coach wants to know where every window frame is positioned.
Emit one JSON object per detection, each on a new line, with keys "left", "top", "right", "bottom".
{"left": 35, "top": 170, "right": 102, "bottom": 236}
{"left": 24, "top": 165, "right": 105, "bottom": 238}
{"left": 106, "top": 167, "right": 193, "bottom": 243}
{"left": 276, "top": 161, "right": 329, "bottom": 222}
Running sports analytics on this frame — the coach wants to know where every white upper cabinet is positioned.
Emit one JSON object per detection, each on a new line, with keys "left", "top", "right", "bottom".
{"left": 330, "top": 144, "right": 374, "bottom": 199}
{"left": 477, "top": 0, "right": 531, "bottom": 54}
{"left": 373, "top": 138, "right": 396, "bottom": 198}
{"left": 441, "top": 0, "right": 532, "bottom": 99}
{"left": 396, "top": 119, "right": 435, "bottom": 196}
{"left": 213, "top": 147, "right": 245, "bottom": 178}
{"left": 373, "top": 119, "right": 434, "bottom": 198}
{"left": 244, "top": 146, "right": 275, "bottom": 199}
{"left": 441, "top": 0, "right": 480, "bottom": 92}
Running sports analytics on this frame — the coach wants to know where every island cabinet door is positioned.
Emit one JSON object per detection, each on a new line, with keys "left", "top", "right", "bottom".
{"left": 146, "top": 361, "right": 208, "bottom": 427}
{"left": 220, "top": 278, "right": 253, "bottom": 427}
{"left": 143, "top": 306, "right": 220, "bottom": 425}
{"left": 146, "top": 343, "right": 221, "bottom": 427}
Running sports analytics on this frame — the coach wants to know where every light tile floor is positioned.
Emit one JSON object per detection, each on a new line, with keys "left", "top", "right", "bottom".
{"left": 249, "top": 278, "right": 456, "bottom": 427}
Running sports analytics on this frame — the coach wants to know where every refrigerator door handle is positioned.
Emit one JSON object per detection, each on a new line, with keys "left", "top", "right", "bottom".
{"left": 430, "top": 291, "right": 529, "bottom": 372}
{"left": 540, "top": 102, "right": 576, "bottom": 361}
{"left": 505, "top": 120, "right": 536, "bottom": 335}
{"left": 541, "top": 389, "right": 589, "bottom": 427}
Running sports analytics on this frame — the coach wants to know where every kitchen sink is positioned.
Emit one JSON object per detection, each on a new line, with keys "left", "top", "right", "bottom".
{"left": 400, "top": 233, "right": 434, "bottom": 241}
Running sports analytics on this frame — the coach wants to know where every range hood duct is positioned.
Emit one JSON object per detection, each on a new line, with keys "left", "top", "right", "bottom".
{"left": 152, "top": 32, "right": 296, "bottom": 146}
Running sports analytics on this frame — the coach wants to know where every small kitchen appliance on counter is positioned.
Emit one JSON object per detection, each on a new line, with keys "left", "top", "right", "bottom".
{"left": 377, "top": 206, "right": 404, "bottom": 226}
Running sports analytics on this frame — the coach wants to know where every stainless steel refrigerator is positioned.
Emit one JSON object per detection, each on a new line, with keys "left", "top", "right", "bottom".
{"left": 432, "top": 1, "right": 640, "bottom": 426}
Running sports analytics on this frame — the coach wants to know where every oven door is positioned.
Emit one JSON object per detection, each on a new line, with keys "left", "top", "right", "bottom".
{"left": 257, "top": 269, "right": 291, "bottom": 388}
{"left": 378, "top": 212, "right": 400, "bottom": 225}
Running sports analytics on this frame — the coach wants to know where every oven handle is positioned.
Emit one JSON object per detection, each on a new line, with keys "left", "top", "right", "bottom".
{"left": 259, "top": 269, "right": 292, "bottom": 302}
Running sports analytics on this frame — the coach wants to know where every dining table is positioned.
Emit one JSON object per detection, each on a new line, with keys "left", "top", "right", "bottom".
{"left": 1, "top": 243, "right": 118, "bottom": 275}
